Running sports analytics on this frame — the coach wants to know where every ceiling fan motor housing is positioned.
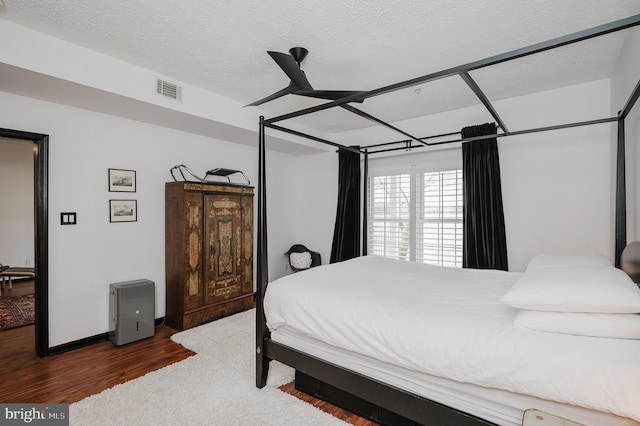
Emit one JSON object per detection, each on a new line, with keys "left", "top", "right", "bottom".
{"left": 289, "top": 47, "right": 309, "bottom": 65}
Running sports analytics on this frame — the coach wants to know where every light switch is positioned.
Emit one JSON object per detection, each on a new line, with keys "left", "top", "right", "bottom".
{"left": 60, "top": 212, "right": 77, "bottom": 225}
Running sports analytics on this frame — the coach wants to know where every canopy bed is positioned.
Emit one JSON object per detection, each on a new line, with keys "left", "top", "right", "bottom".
{"left": 255, "top": 14, "right": 640, "bottom": 426}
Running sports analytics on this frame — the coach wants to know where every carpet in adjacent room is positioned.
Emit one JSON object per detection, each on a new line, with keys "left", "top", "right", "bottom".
{"left": 0, "top": 294, "right": 35, "bottom": 330}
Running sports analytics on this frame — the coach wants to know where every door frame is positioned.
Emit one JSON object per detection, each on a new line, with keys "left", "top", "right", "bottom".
{"left": 0, "top": 128, "right": 48, "bottom": 357}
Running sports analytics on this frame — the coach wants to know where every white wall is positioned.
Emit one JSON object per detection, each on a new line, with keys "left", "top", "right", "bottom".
{"left": 498, "top": 80, "right": 612, "bottom": 271}
{"left": 0, "top": 138, "right": 34, "bottom": 267}
{"left": 611, "top": 26, "right": 640, "bottom": 242}
{"left": 264, "top": 148, "right": 301, "bottom": 277}
{"left": 294, "top": 153, "right": 339, "bottom": 263}
{"left": 303, "top": 79, "right": 614, "bottom": 272}
{"left": 0, "top": 91, "right": 297, "bottom": 347}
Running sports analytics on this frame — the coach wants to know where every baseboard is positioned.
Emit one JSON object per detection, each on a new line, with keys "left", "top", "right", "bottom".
{"left": 47, "top": 317, "right": 166, "bottom": 356}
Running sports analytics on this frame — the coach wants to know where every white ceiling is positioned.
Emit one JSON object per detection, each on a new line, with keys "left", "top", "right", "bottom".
{"left": 2, "top": 0, "right": 640, "bottom": 135}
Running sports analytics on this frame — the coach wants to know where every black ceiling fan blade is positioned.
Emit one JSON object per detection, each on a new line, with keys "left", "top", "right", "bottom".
{"left": 245, "top": 84, "right": 296, "bottom": 106}
{"left": 295, "top": 90, "right": 366, "bottom": 103}
{"left": 267, "top": 51, "right": 313, "bottom": 91}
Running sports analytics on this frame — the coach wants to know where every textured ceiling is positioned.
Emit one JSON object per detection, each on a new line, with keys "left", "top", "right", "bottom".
{"left": 1, "top": 0, "right": 640, "bottom": 134}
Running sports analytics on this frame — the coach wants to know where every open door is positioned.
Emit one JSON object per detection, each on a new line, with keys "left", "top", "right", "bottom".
{"left": 0, "top": 128, "right": 48, "bottom": 357}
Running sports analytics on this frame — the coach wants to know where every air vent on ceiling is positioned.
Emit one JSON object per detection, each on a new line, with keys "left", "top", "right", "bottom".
{"left": 156, "top": 78, "right": 181, "bottom": 100}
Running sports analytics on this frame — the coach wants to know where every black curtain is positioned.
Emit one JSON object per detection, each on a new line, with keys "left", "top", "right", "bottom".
{"left": 330, "top": 147, "right": 361, "bottom": 263}
{"left": 462, "top": 123, "right": 508, "bottom": 270}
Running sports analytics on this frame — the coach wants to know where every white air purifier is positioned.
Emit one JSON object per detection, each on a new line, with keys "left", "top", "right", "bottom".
{"left": 109, "top": 279, "right": 155, "bottom": 346}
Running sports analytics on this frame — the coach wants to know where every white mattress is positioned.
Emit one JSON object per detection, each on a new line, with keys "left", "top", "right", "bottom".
{"left": 272, "top": 327, "right": 637, "bottom": 426}
{"left": 264, "top": 256, "right": 640, "bottom": 424}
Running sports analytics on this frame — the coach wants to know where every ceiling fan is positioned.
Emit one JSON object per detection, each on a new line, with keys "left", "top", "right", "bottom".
{"left": 246, "top": 47, "right": 365, "bottom": 106}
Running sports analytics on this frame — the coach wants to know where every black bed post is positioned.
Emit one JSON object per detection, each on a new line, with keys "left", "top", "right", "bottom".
{"left": 615, "top": 78, "right": 640, "bottom": 267}
{"left": 614, "top": 114, "right": 627, "bottom": 268}
{"left": 362, "top": 150, "right": 369, "bottom": 256}
{"left": 256, "top": 115, "right": 270, "bottom": 388}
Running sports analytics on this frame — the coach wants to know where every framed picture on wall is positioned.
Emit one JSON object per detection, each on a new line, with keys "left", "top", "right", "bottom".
{"left": 109, "top": 199, "right": 137, "bottom": 223}
{"left": 108, "top": 168, "right": 136, "bottom": 192}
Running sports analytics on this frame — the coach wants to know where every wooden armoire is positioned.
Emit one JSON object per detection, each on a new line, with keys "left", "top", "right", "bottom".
{"left": 165, "top": 181, "right": 254, "bottom": 331}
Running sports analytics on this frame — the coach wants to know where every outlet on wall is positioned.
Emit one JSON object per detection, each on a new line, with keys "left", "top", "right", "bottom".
{"left": 26, "top": 259, "right": 31, "bottom": 266}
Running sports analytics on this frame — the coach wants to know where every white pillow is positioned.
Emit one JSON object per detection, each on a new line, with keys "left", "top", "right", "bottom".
{"left": 526, "top": 253, "right": 612, "bottom": 272}
{"left": 289, "top": 252, "right": 312, "bottom": 270}
{"left": 500, "top": 266, "right": 640, "bottom": 313}
{"left": 514, "top": 310, "right": 640, "bottom": 339}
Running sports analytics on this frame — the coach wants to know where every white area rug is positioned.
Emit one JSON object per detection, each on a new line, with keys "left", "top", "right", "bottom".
{"left": 70, "top": 309, "right": 347, "bottom": 425}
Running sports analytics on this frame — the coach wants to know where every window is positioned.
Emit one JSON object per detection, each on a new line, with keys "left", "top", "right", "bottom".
{"left": 368, "top": 174, "right": 411, "bottom": 260}
{"left": 368, "top": 169, "right": 463, "bottom": 267}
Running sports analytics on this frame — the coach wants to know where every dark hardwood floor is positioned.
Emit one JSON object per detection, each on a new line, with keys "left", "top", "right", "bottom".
{"left": 0, "top": 280, "right": 375, "bottom": 424}
{"left": 0, "top": 279, "right": 196, "bottom": 403}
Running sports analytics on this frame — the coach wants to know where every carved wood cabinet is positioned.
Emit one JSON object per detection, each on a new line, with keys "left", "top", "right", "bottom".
{"left": 165, "top": 181, "right": 254, "bottom": 331}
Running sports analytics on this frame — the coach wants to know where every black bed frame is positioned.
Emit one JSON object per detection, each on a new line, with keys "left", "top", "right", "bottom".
{"left": 256, "top": 15, "right": 640, "bottom": 425}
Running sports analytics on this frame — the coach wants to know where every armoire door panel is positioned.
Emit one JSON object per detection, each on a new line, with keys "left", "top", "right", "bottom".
{"left": 205, "top": 194, "right": 244, "bottom": 305}
{"left": 241, "top": 195, "right": 254, "bottom": 294}
{"left": 183, "top": 192, "right": 204, "bottom": 311}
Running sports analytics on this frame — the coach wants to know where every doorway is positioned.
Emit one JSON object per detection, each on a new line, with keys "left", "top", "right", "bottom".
{"left": 0, "top": 128, "right": 48, "bottom": 357}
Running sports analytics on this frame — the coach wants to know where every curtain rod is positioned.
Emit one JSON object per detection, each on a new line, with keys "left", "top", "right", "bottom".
{"left": 364, "top": 131, "right": 461, "bottom": 149}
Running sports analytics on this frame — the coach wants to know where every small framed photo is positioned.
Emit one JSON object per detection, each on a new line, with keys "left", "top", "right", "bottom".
{"left": 108, "top": 168, "right": 136, "bottom": 192}
{"left": 109, "top": 200, "right": 137, "bottom": 223}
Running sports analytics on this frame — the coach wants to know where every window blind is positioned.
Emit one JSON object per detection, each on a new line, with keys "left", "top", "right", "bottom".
{"left": 416, "top": 170, "right": 463, "bottom": 267}
{"left": 367, "top": 170, "right": 463, "bottom": 267}
{"left": 368, "top": 174, "right": 411, "bottom": 261}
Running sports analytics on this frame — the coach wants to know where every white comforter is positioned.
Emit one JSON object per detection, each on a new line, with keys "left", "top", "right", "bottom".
{"left": 264, "top": 256, "right": 640, "bottom": 422}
